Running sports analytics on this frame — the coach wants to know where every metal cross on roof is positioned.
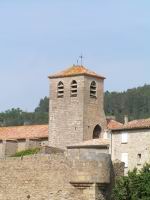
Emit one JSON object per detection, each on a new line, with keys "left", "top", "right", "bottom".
{"left": 79, "top": 54, "right": 84, "bottom": 66}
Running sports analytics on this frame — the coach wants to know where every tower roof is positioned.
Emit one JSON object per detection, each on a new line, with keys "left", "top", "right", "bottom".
{"left": 48, "top": 65, "right": 105, "bottom": 79}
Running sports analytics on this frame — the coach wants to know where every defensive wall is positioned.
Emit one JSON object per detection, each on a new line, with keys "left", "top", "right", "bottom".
{"left": 0, "top": 147, "right": 124, "bottom": 200}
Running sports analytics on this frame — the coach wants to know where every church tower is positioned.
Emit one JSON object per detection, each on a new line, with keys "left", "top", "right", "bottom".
{"left": 48, "top": 65, "right": 106, "bottom": 149}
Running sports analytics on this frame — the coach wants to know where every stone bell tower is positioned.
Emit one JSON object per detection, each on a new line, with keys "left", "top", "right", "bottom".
{"left": 48, "top": 65, "right": 106, "bottom": 149}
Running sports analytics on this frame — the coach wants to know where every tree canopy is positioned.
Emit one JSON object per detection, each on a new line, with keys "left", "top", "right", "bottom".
{"left": 104, "top": 84, "right": 150, "bottom": 122}
{"left": 0, "top": 84, "right": 150, "bottom": 126}
{"left": 112, "top": 164, "right": 150, "bottom": 200}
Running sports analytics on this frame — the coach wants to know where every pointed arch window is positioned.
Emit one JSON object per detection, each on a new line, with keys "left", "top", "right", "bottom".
{"left": 93, "top": 125, "right": 102, "bottom": 139}
{"left": 57, "top": 81, "right": 64, "bottom": 98}
{"left": 71, "top": 80, "right": 77, "bottom": 97}
{"left": 90, "top": 81, "right": 97, "bottom": 98}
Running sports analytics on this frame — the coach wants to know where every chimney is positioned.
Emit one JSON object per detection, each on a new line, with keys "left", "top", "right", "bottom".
{"left": 124, "top": 115, "right": 128, "bottom": 124}
{"left": 106, "top": 116, "right": 116, "bottom": 121}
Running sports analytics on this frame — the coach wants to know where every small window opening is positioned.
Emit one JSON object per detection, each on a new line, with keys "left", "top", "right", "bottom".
{"left": 121, "top": 132, "right": 128, "bottom": 143}
{"left": 137, "top": 154, "right": 142, "bottom": 165}
{"left": 57, "top": 81, "right": 64, "bottom": 98}
{"left": 90, "top": 81, "right": 97, "bottom": 98}
{"left": 93, "top": 125, "right": 102, "bottom": 139}
{"left": 71, "top": 80, "right": 77, "bottom": 97}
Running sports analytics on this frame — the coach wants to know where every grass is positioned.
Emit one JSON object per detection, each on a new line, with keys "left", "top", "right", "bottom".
{"left": 11, "top": 147, "right": 41, "bottom": 157}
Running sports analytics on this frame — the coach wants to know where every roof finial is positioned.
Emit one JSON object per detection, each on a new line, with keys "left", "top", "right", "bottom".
{"left": 79, "top": 54, "right": 84, "bottom": 66}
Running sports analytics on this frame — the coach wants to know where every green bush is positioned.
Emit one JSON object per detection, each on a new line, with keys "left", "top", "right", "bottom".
{"left": 112, "top": 164, "right": 150, "bottom": 200}
{"left": 11, "top": 148, "right": 40, "bottom": 157}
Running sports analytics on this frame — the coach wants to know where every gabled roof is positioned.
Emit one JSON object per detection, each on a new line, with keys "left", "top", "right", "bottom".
{"left": 0, "top": 125, "right": 48, "bottom": 140}
{"left": 48, "top": 65, "right": 105, "bottom": 79}
{"left": 111, "top": 118, "right": 150, "bottom": 131}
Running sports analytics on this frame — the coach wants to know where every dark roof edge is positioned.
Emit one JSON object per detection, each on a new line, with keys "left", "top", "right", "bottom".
{"left": 111, "top": 127, "right": 150, "bottom": 132}
{"left": 48, "top": 73, "right": 106, "bottom": 80}
{"left": 67, "top": 144, "right": 109, "bottom": 149}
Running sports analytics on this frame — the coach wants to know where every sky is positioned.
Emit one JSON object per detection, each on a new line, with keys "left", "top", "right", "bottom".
{"left": 0, "top": 0, "right": 149, "bottom": 112}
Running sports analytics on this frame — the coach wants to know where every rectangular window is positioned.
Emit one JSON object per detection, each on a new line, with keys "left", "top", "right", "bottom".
{"left": 137, "top": 153, "right": 142, "bottom": 165}
{"left": 121, "top": 153, "right": 128, "bottom": 167}
{"left": 121, "top": 132, "right": 128, "bottom": 143}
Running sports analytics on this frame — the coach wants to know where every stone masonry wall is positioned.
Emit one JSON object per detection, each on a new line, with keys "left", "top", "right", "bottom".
{"left": 49, "top": 76, "right": 85, "bottom": 149}
{"left": 83, "top": 76, "right": 107, "bottom": 140}
{"left": 49, "top": 75, "right": 106, "bottom": 149}
{"left": 111, "top": 129, "right": 150, "bottom": 173}
{"left": 0, "top": 154, "right": 86, "bottom": 200}
{"left": 0, "top": 151, "right": 123, "bottom": 200}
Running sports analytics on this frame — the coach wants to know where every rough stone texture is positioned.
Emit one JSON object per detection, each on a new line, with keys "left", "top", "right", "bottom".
{"left": 0, "top": 141, "right": 3, "bottom": 157}
{"left": 49, "top": 75, "right": 106, "bottom": 149}
{"left": 0, "top": 144, "right": 124, "bottom": 200}
{"left": 83, "top": 76, "right": 107, "bottom": 141}
{"left": 112, "top": 159, "right": 125, "bottom": 180}
{"left": 26, "top": 138, "right": 48, "bottom": 149}
{"left": 17, "top": 139, "right": 26, "bottom": 151}
{"left": 40, "top": 146, "right": 65, "bottom": 154}
{"left": 2, "top": 140, "right": 18, "bottom": 157}
{"left": 0, "top": 138, "right": 49, "bottom": 158}
{"left": 0, "top": 149, "right": 121, "bottom": 200}
{"left": 111, "top": 129, "right": 150, "bottom": 174}
{"left": 0, "top": 154, "right": 84, "bottom": 200}
{"left": 68, "top": 148, "right": 111, "bottom": 184}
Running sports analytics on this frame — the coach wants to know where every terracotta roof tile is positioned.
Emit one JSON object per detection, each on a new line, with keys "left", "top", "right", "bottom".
{"left": 0, "top": 125, "right": 48, "bottom": 140}
{"left": 49, "top": 65, "right": 105, "bottom": 79}
{"left": 107, "top": 119, "right": 123, "bottom": 130}
{"left": 111, "top": 118, "right": 150, "bottom": 131}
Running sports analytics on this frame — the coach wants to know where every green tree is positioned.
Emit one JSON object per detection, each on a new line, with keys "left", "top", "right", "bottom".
{"left": 35, "top": 96, "right": 49, "bottom": 113}
{"left": 112, "top": 164, "right": 150, "bottom": 200}
{"left": 104, "top": 84, "right": 150, "bottom": 122}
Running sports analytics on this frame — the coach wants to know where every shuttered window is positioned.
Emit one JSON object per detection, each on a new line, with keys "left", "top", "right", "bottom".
{"left": 71, "top": 80, "right": 77, "bottom": 97}
{"left": 57, "top": 81, "right": 64, "bottom": 98}
{"left": 90, "top": 81, "right": 97, "bottom": 98}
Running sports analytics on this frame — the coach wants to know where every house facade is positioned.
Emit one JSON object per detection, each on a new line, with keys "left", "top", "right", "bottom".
{"left": 110, "top": 118, "right": 150, "bottom": 174}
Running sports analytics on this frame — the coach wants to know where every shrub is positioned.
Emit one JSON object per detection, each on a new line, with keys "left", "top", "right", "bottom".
{"left": 11, "top": 148, "right": 40, "bottom": 157}
{"left": 112, "top": 164, "right": 150, "bottom": 200}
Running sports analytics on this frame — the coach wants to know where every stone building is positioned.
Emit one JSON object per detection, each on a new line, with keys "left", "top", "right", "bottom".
{"left": 0, "top": 65, "right": 149, "bottom": 175}
{"left": 0, "top": 119, "right": 119, "bottom": 158}
{"left": 0, "top": 125, "right": 48, "bottom": 157}
{"left": 110, "top": 118, "right": 150, "bottom": 174}
{"left": 0, "top": 64, "right": 149, "bottom": 199}
{"left": 0, "top": 65, "right": 126, "bottom": 200}
{"left": 48, "top": 65, "right": 107, "bottom": 149}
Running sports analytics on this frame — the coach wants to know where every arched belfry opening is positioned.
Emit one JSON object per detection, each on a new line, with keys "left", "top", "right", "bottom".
{"left": 93, "top": 125, "right": 102, "bottom": 139}
{"left": 71, "top": 80, "right": 77, "bottom": 97}
{"left": 90, "top": 81, "right": 97, "bottom": 98}
{"left": 57, "top": 81, "right": 64, "bottom": 98}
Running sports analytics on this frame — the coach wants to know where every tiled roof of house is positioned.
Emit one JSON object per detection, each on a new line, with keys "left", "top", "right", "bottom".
{"left": 67, "top": 138, "right": 110, "bottom": 149}
{"left": 107, "top": 119, "right": 123, "bottom": 130}
{"left": 48, "top": 65, "right": 105, "bottom": 79}
{"left": 0, "top": 118, "right": 149, "bottom": 140}
{"left": 0, "top": 125, "right": 48, "bottom": 140}
{"left": 111, "top": 118, "right": 150, "bottom": 131}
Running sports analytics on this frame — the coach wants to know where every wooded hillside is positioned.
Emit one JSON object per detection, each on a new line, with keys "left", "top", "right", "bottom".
{"left": 104, "top": 84, "right": 150, "bottom": 122}
{"left": 0, "top": 84, "right": 150, "bottom": 126}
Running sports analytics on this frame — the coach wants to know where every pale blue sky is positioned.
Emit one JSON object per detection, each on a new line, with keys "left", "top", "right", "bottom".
{"left": 0, "top": 1, "right": 149, "bottom": 111}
